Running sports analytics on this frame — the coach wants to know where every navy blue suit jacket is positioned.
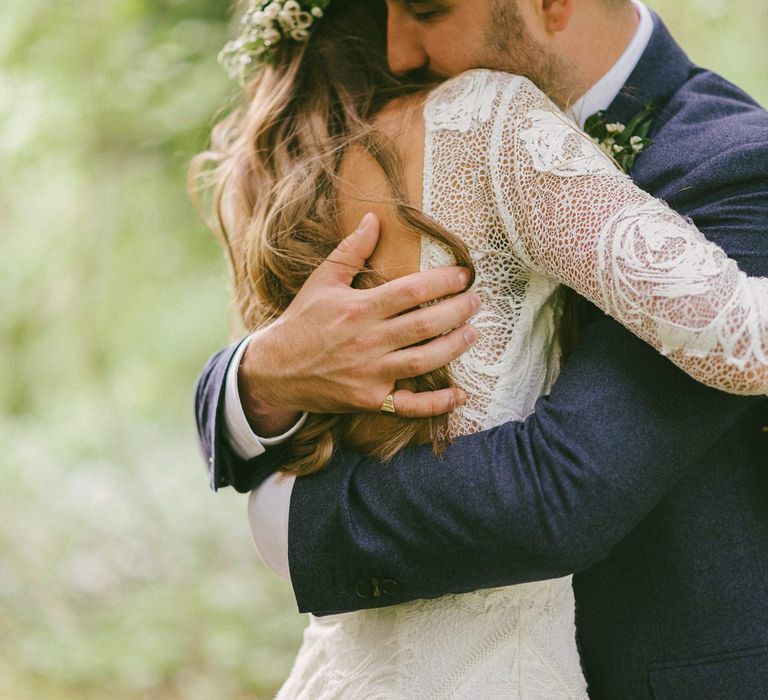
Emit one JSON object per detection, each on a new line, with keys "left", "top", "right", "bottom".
{"left": 195, "top": 15, "right": 768, "bottom": 699}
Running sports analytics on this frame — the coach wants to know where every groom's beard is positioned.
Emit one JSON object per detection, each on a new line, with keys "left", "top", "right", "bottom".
{"left": 484, "top": 0, "right": 571, "bottom": 103}
{"left": 398, "top": 39, "right": 566, "bottom": 95}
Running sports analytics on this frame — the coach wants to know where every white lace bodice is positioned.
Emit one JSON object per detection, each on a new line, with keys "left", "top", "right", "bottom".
{"left": 276, "top": 70, "right": 768, "bottom": 699}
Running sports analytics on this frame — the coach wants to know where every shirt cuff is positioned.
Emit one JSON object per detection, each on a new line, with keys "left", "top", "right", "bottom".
{"left": 223, "top": 334, "right": 308, "bottom": 460}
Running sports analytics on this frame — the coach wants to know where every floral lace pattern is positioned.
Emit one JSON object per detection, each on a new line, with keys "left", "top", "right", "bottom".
{"left": 490, "top": 72, "right": 768, "bottom": 395}
{"left": 277, "top": 69, "right": 768, "bottom": 699}
{"left": 519, "top": 109, "right": 618, "bottom": 177}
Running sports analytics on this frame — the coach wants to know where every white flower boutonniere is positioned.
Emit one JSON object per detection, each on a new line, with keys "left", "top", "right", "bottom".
{"left": 585, "top": 104, "right": 655, "bottom": 172}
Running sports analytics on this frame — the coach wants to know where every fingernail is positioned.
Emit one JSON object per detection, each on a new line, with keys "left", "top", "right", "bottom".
{"left": 471, "top": 294, "right": 481, "bottom": 310}
{"left": 357, "top": 212, "right": 374, "bottom": 231}
{"left": 463, "top": 328, "right": 476, "bottom": 344}
{"left": 458, "top": 269, "right": 470, "bottom": 286}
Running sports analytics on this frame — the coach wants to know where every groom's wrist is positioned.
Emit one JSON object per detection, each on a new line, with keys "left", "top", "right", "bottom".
{"left": 239, "top": 326, "right": 303, "bottom": 437}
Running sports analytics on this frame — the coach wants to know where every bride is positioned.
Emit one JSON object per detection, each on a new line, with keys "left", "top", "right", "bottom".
{"left": 193, "top": 1, "right": 768, "bottom": 697}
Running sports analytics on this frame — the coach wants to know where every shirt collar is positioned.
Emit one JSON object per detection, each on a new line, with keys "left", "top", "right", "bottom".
{"left": 567, "top": 0, "right": 654, "bottom": 128}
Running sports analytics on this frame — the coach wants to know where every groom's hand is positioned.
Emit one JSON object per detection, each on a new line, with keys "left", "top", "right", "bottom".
{"left": 239, "top": 213, "right": 479, "bottom": 430}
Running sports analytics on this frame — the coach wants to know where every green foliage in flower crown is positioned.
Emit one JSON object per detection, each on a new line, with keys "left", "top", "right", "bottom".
{"left": 218, "top": 0, "right": 332, "bottom": 80}
{"left": 585, "top": 103, "right": 655, "bottom": 172}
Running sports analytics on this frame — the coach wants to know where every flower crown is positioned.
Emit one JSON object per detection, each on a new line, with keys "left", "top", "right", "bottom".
{"left": 218, "top": 0, "right": 331, "bottom": 81}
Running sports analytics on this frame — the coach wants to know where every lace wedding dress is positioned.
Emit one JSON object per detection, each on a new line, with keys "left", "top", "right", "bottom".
{"left": 275, "top": 70, "right": 768, "bottom": 700}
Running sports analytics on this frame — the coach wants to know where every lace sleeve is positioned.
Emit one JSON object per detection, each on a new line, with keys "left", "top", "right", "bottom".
{"left": 491, "top": 76, "right": 768, "bottom": 396}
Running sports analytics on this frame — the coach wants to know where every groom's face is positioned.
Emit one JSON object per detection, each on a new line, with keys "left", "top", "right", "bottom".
{"left": 385, "top": 0, "right": 561, "bottom": 88}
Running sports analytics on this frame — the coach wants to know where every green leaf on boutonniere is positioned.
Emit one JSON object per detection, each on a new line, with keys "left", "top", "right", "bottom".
{"left": 585, "top": 102, "right": 655, "bottom": 173}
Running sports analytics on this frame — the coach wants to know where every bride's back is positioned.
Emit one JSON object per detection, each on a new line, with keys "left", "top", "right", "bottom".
{"left": 333, "top": 93, "right": 463, "bottom": 452}
{"left": 337, "top": 96, "right": 428, "bottom": 285}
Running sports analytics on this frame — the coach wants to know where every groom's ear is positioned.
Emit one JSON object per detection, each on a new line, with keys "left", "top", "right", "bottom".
{"left": 541, "top": 0, "right": 575, "bottom": 33}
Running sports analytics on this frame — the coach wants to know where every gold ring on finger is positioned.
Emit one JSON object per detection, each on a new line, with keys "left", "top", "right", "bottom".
{"left": 380, "top": 394, "right": 397, "bottom": 416}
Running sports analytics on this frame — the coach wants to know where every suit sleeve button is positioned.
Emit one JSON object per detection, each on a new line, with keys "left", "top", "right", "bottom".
{"left": 382, "top": 579, "right": 400, "bottom": 595}
{"left": 355, "top": 579, "right": 372, "bottom": 599}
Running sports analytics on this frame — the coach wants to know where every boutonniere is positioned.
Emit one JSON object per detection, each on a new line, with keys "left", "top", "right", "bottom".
{"left": 585, "top": 103, "right": 655, "bottom": 172}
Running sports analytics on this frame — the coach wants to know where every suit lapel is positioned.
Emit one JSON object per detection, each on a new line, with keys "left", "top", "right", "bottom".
{"left": 603, "top": 13, "right": 694, "bottom": 128}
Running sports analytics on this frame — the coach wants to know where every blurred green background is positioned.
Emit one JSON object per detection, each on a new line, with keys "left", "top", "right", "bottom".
{"left": 1, "top": 1, "right": 765, "bottom": 698}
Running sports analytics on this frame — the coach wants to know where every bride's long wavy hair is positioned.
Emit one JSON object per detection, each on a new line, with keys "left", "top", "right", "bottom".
{"left": 190, "top": 0, "right": 478, "bottom": 476}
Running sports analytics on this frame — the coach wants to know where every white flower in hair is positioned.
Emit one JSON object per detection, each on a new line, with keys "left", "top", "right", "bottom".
{"left": 218, "top": 0, "right": 331, "bottom": 81}
{"left": 264, "top": 3, "right": 282, "bottom": 20}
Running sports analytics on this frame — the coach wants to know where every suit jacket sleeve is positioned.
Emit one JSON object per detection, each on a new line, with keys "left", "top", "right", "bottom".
{"left": 194, "top": 338, "right": 288, "bottom": 493}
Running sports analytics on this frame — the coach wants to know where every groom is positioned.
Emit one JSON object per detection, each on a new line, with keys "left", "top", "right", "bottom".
{"left": 196, "top": 1, "right": 768, "bottom": 697}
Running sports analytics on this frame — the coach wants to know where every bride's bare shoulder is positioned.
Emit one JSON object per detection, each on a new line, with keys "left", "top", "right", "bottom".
{"left": 335, "top": 94, "right": 427, "bottom": 278}
{"left": 374, "top": 92, "right": 428, "bottom": 141}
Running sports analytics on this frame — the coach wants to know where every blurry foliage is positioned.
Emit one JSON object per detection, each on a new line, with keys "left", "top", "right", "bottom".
{"left": 645, "top": 0, "right": 768, "bottom": 106}
{"left": 0, "top": 0, "right": 235, "bottom": 426}
{"left": 0, "top": 0, "right": 765, "bottom": 698}
{"left": 1, "top": 2, "right": 305, "bottom": 699}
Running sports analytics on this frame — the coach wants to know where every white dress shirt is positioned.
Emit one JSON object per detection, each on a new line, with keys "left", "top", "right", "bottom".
{"left": 227, "top": 0, "right": 655, "bottom": 582}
